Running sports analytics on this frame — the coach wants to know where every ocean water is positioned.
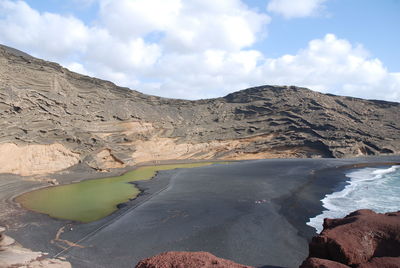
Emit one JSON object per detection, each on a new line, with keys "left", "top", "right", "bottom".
{"left": 307, "top": 165, "right": 400, "bottom": 233}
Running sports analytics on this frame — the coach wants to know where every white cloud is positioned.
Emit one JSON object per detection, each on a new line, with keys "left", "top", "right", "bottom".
{"left": 99, "top": 0, "right": 269, "bottom": 52}
{"left": 0, "top": 0, "right": 89, "bottom": 60}
{"left": 164, "top": 0, "right": 269, "bottom": 52}
{"left": 0, "top": 1, "right": 399, "bottom": 102}
{"left": 257, "top": 34, "right": 400, "bottom": 101}
{"left": 267, "top": 0, "right": 327, "bottom": 18}
{"left": 65, "top": 62, "right": 91, "bottom": 76}
{"left": 141, "top": 48, "right": 264, "bottom": 99}
{"left": 0, "top": 0, "right": 162, "bottom": 86}
{"left": 98, "top": 0, "right": 182, "bottom": 39}
{"left": 0, "top": 0, "right": 269, "bottom": 96}
{"left": 131, "top": 34, "right": 400, "bottom": 102}
{"left": 84, "top": 29, "right": 161, "bottom": 72}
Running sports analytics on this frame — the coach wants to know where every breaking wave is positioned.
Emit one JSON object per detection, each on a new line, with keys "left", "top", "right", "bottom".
{"left": 307, "top": 165, "right": 400, "bottom": 233}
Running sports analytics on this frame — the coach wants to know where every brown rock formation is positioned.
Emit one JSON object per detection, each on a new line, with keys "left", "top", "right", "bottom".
{"left": 301, "top": 210, "right": 400, "bottom": 268}
{"left": 135, "top": 251, "right": 252, "bottom": 268}
{"left": 300, "top": 258, "right": 350, "bottom": 268}
{"left": 0, "top": 143, "right": 80, "bottom": 176}
{"left": 358, "top": 257, "right": 400, "bottom": 268}
{"left": 1, "top": 44, "right": 400, "bottom": 175}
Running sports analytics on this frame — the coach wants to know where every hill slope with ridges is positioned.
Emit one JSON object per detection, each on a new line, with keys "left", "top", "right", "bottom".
{"left": 0, "top": 44, "right": 399, "bottom": 175}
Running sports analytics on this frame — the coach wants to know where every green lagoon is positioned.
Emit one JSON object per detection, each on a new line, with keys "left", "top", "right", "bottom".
{"left": 16, "top": 162, "right": 221, "bottom": 223}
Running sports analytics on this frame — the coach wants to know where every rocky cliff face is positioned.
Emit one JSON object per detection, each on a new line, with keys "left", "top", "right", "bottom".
{"left": 1, "top": 44, "right": 400, "bottom": 175}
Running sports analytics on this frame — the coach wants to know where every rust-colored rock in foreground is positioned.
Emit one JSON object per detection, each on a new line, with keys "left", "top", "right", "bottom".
{"left": 135, "top": 251, "right": 253, "bottom": 268}
{"left": 300, "top": 209, "right": 400, "bottom": 268}
{"left": 300, "top": 258, "right": 350, "bottom": 268}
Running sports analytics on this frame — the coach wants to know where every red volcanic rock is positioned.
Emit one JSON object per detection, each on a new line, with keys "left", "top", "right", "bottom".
{"left": 358, "top": 257, "right": 400, "bottom": 268}
{"left": 135, "top": 251, "right": 253, "bottom": 268}
{"left": 301, "top": 209, "right": 400, "bottom": 268}
{"left": 299, "top": 257, "right": 350, "bottom": 268}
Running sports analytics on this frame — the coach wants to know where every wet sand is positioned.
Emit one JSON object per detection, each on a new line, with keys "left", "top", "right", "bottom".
{"left": 2, "top": 156, "right": 400, "bottom": 268}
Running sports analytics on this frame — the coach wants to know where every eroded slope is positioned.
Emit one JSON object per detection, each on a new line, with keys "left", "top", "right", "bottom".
{"left": 0, "top": 45, "right": 399, "bottom": 175}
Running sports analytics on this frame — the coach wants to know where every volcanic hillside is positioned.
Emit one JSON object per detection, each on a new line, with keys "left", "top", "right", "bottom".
{"left": 0, "top": 44, "right": 399, "bottom": 176}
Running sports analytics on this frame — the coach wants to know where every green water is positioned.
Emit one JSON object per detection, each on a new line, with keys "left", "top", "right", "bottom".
{"left": 16, "top": 162, "right": 221, "bottom": 223}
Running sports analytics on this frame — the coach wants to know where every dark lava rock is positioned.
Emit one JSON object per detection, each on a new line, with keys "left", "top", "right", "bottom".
{"left": 116, "top": 203, "right": 128, "bottom": 209}
{"left": 301, "top": 209, "right": 400, "bottom": 268}
{"left": 134, "top": 251, "right": 253, "bottom": 268}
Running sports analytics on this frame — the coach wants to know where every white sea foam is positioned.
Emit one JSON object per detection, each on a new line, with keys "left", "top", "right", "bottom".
{"left": 307, "top": 165, "right": 400, "bottom": 233}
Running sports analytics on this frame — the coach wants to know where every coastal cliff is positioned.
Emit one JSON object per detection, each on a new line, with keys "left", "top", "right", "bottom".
{"left": 1, "top": 44, "right": 400, "bottom": 175}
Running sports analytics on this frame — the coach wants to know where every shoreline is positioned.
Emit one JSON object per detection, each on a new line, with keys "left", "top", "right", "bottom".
{"left": 0, "top": 159, "right": 239, "bottom": 259}
{"left": 56, "top": 157, "right": 400, "bottom": 267}
{"left": 14, "top": 161, "right": 231, "bottom": 224}
{"left": 1, "top": 156, "right": 400, "bottom": 268}
{"left": 11, "top": 158, "right": 400, "bottom": 217}
{"left": 276, "top": 159, "right": 400, "bottom": 240}
{"left": 307, "top": 162, "right": 400, "bottom": 233}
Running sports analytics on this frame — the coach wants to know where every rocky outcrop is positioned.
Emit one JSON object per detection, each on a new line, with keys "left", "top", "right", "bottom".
{"left": 0, "top": 143, "right": 80, "bottom": 176}
{"left": 0, "top": 226, "right": 71, "bottom": 268}
{"left": 1, "top": 44, "right": 400, "bottom": 175}
{"left": 300, "top": 210, "right": 400, "bottom": 268}
{"left": 86, "top": 148, "right": 125, "bottom": 171}
{"left": 135, "top": 251, "right": 252, "bottom": 268}
{"left": 300, "top": 258, "right": 350, "bottom": 268}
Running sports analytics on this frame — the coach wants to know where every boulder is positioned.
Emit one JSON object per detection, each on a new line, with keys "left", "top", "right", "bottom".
{"left": 302, "top": 209, "right": 400, "bottom": 267}
{"left": 358, "top": 257, "right": 400, "bottom": 268}
{"left": 135, "top": 251, "right": 253, "bottom": 268}
{"left": 300, "top": 257, "right": 350, "bottom": 268}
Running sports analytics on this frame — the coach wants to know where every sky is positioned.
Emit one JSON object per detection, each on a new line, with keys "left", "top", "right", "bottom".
{"left": 0, "top": 0, "right": 399, "bottom": 101}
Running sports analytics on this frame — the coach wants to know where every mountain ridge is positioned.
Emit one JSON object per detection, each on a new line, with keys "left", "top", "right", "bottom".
{"left": 0, "top": 44, "right": 399, "bottom": 176}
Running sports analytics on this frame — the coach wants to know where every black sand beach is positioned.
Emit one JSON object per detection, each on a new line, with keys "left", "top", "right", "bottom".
{"left": 2, "top": 156, "right": 400, "bottom": 268}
